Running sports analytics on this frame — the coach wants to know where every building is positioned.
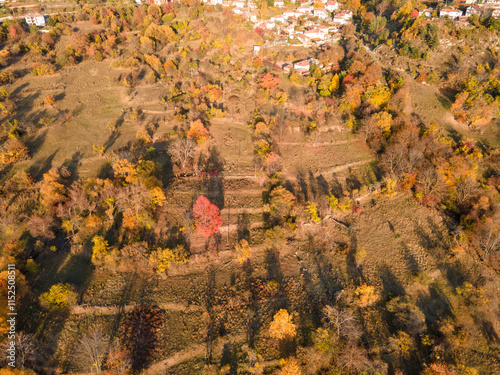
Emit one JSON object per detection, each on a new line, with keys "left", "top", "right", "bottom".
{"left": 439, "top": 9, "right": 462, "bottom": 18}
{"left": 492, "top": 9, "right": 500, "bottom": 18}
{"left": 312, "top": 8, "right": 330, "bottom": 19}
{"left": 333, "top": 10, "right": 353, "bottom": 24}
{"left": 419, "top": 8, "right": 434, "bottom": 18}
{"left": 304, "top": 29, "right": 325, "bottom": 40}
{"left": 465, "top": 5, "right": 482, "bottom": 17}
{"left": 274, "top": 0, "right": 284, "bottom": 7}
{"left": 295, "top": 33, "right": 312, "bottom": 44}
{"left": 296, "top": 5, "right": 313, "bottom": 14}
{"left": 293, "top": 59, "right": 311, "bottom": 73}
{"left": 24, "top": 13, "right": 46, "bottom": 27}
{"left": 253, "top": 45, "right": 262, "bottom": 55}
{"left": 326, "top": 1, "right": 340, "bottom": 12}
{"left": 233, "top": 0, "right": 245, "bottom": 8}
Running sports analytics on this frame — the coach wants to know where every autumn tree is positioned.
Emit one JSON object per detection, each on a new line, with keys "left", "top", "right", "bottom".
{"left": 39, "top": 283, "right": 77, "bottom": 311}
{"left": 192, "top": 195, "right": 222, "bottom": 237}
{"left": 186, "top": 119, "right": 210, "bottom": 144}
{"left": 269, "top": 309, "right": 297, "bottom": 341}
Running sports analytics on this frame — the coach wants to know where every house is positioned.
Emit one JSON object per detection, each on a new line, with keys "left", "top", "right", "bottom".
{"left": 277, "top": 62, "right": 292, "bottom": 74}
{"left": 333, "top": 10, "right": 352, "bottom": 24}
{"left": 439, "top": 9, "right": 462, "bottom": 18}
{"left": 271, "top": 15, "right": 286, "bottom": 23}
{"left": 492, "top": 9, "right": 500, "bottom": 18}
{"left": 312, "top": 8, "right": 330, "bottom": 19}
{"left": 464, "top": 0, "right": 478, "bottom": 3}
{"left": 295, "top": 33, "right": 312, "bottom": 44}
{"left": 465, "top": 5, "right": 482, "bottom": 17}
{"left": 265, "top": 20, "right": 276, "bottom": 29}
{"left": 325, "top": 1, "right": 339, "bottom": 12}
{"left": 419, "top": 8, "right": 434, "bottom": 18}
{"left": 210, "top": 0, "right": 223, "bottom": 4}
{"left": 274, "top": 0, "right": 284, "bottom": 7}
{"left": 253, "top": 45, "right": 262, "bottom": 55}
{"left": 317, "top": 24, "right": 330, "bottom": 34}
{"left": 304, "top": 29, "right": 325, "bottom": 40}
{"left": 293, "top": 59, "right": 311, "bottom": 74}
{"left": 233, "top": 0, "right": 246, "bottom": 8}
{"left": 283, "top": 10, "right": 296, "bottom": 19}
{"left": 24, "top": 13, "right": 46, "bottom": 27}
{"left": 296, "top": 5, "right": 313, "bottom": 14}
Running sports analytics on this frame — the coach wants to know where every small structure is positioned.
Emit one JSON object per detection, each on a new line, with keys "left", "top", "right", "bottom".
{"left": 465, "top": 5, "right": 483, "bottom": 17}
{"left": 439, "top": 9, "right": 463, "bottom": 19}
{"left": 293, "top": 59, "right": 311, "bottom": 74}
{"left": 274, "top": 0, "right": 284, "bottom": 7}
{"left": 419, "top": 8, "right": 434, "bottom": 18}
{"left": 24, "top": 13, "right": 46, "bottom": 27}
{"left": 333, "top": 10, "right": 353, "bottom": 24}
{"left": 492, "top": 9, "right": 500, "bottom": 18}
{"left": 325, "top": 1, "right": 339, "bottom": 12}
{"left": 312, "top": 8, "right": 330, "bottom": 19}
{"left": 233, "top": 0, "right": 246, "bottom": 8}
{"left": 253, "top": 45, "right": 262, "bottom": 55}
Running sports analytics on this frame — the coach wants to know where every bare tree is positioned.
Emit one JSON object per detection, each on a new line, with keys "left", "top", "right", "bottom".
{"left": 478, "top": 217, "right": 500, "bottom": 261}
{"left": 337, "top": 344, "right": 372, "bottom": 374}
{"left": 74, "top": 327, "right": 108, "bottom": 373}
{"left": 323, "top": 305, "right": 360, "bottom": 342}
{"left": 456, "top": 176, "right": 478, "bottom": 205}
{"left": 0, "top": 332, "right": 39, "bottom": 369}
{"left": 168, "top": 138, "right": 197, "bottom": 173}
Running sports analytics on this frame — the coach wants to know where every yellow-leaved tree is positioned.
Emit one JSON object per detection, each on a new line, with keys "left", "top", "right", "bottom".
{"left": 269, "top": 309, "right": 297, "bottom": 340}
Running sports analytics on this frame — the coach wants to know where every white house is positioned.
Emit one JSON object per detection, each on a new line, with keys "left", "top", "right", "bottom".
{"left": 271, "top": 15, "right": 286, "bottom": 23}
{"left": 333, "top": 10, "right": 352, "bottom": 24}
{"left": 295, "top": 33, "right": 312, "bottom": 44}
{"left": 419, "top": 8, "right": 434, "bottom": 18}
{"left": 492, "top": 9, "right": 500, "bottom": 18}
{"left": 464, "top": 0, "right": 478, "bottom": 3}
{"left": 304, "top": 29, "right": 325, "bottom": 40}
{"left": 233, "top": 0, "right": 246, "bottom": 8}
{"left": 312, "top": 8, "right": 330, "bottom": 19}
{"left": 439, "top": 9, "right": 462, "bottom": 18}
{"left": 210, "top": 0, "right": 223, "bottom": 4}
{"left": 274, "top": 0, "right": 284, "bottom": 7}
{"left": 465, "top": 5, "right": 482, "bottom": 17}
{"left": 24, "top": 13, "right": 46, "bottom": 27}
{"left": 325, "top": 1, "right": 339, "bottom": 12}
{"left": 293, "top": 59, "right": 311, "bottom": 73}
{"left": 296, "top": 5, "right": 313, "bottom": 14}
{"left": 283, "top": 10, "right": 296, "bottom": 19}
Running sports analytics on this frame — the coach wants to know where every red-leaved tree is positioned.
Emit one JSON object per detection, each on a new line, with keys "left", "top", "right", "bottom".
{"left": 192, "top": 196, "right": 222, "bottom": 237}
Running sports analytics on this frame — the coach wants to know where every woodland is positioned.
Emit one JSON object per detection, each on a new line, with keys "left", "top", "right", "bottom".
{"left": 0, "top": 0, "right": 499, "bottom": 374}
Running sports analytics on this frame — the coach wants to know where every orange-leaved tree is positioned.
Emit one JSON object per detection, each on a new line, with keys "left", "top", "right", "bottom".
{"left": 192, "top": 195, "right": 222, "bottom": 237}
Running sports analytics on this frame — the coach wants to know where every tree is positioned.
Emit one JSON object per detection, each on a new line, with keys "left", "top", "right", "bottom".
{"left": 280, "top": 357, "right": 301, "bottom": 375}
{"left": 0, "top": 332, "right": 38, "bottom": 369}
{"left": 168, "top": 138, "right": 197, "bottom": 174}
{"left": 192, "top": 196, "right": 222, "bottom": 237}
{"left": 323, "top": 305, "right": 358, "bottom": 340}
{"left": 234, "top": 239, "right": 251, "bottom": 263}
{"left": 74, "top": 327, "right": 108, "bottom": 373}
{"left": 39, "top": 283, "right": 77, "bottom": 311}
{"left": 269, "top": 309, "right": 297, "bottom": 340}
{"left": 186, "top": 119, "right": 210, "bottom": 144}
{"left": 477, "top": 216, "right": 500, "bottom": 262}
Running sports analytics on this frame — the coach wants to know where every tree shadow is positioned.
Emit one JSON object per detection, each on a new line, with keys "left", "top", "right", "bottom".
{"left": 296, "top": 172, "right": 308, "bottom": 203}
{"left": 237, "top": 212, "right": 251, "bottom": 241}
{"left": 376, "top": 264, "right": 405, "bottom": 298}
{"left": 205, "top": 175, "right": 225, "bottom": 210}
{"left": 345, "top": 173, "right": 362, "bottom": 192}
{"left": 27, "top": 150, "right": 58, "bottom": 181}
{"left": 62, "top": 151, "right": 83, "bottom": 184}
{"left": 315, "top": 174, "right": 330, "bottom": 195}
{"left": 265, "top": 247, "right": 283, "bottom": 283}
{"left": 11, "top": 82, "right": 29, "bottom": 97}
{"left": 220, "top": 342, "right": 238, "bottom": 374}
{"left": 25, "top": 128, "right": 48, "bottom": 157}
{"left": 446, "top": 127, "right": 463, "bottom": 144}
{"left": 329, "top": 173, "right": 344, "bottom": 197}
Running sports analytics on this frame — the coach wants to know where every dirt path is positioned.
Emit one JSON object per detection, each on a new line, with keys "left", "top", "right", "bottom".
{"left": 144, "top": 334, "right": 246, "bottom": 374}
{"left": 70, "top": 302, "right": 202, "bottom": 316}
{"left": 285, "top": 159, "right": 373, "bottom": 180}
{"left": 218, "top": 221, "right": 264, "bottom": 234}
{"left": 280, "top": 140, "right": 351, "bottom": 146}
